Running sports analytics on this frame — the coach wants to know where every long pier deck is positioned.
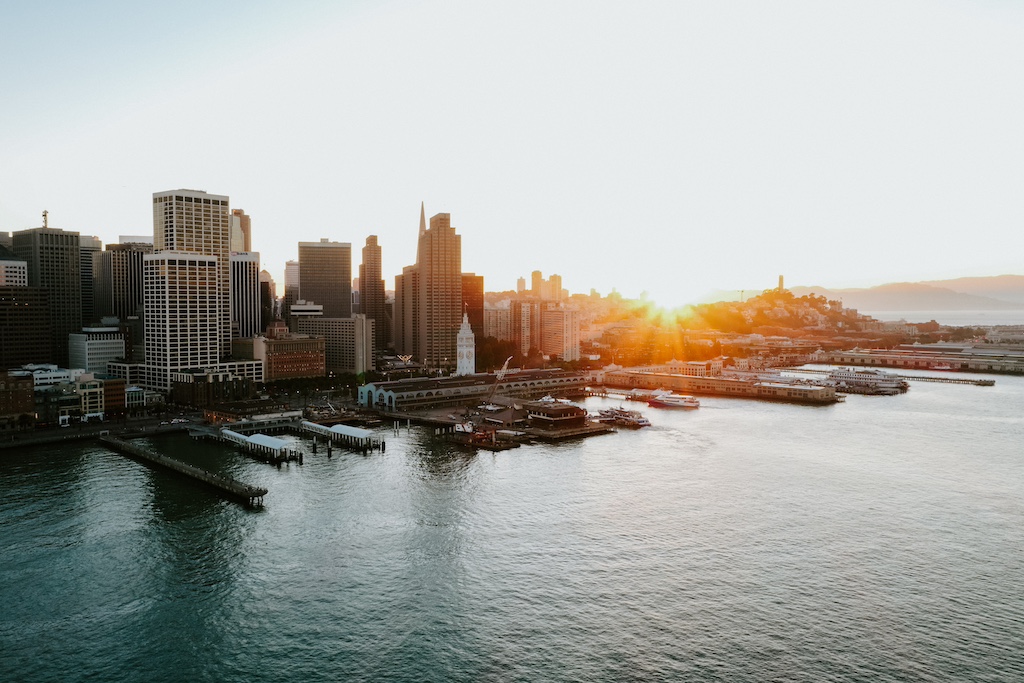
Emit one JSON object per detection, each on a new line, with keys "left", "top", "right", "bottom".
{"left": 782, "top": 367, "right": 995, "bottom": 386}
{"left": 99, "top": 435, "right": 267, "bottom": 506}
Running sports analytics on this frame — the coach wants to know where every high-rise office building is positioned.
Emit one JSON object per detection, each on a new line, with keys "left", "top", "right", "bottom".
{"left": 483, "top": 306, "right": 513, "bottom": 341}
{"left": 282, "top": 259, "right": 299, "bottom": 328}
{"left": 531, "top": 270, "right": 543, "bottom": 297}
{"left": 229, "top": 209, "right": 252, "bottom": 252}
{"left": 0, "top": 245, "right": 28, "bottom": 286}
{"left": 298, "top": 239, "right": 351, "bottom": 318}
{"left": 0, "top": 287, "right": 51, "bottom": 368}
{"left": 549, "top": 274, "right": 564, "bottom": 302}
{"left": 540, "top": 304, "right": 581, "bottom": 361}
{"left": 297, "top": 315, "right": 375, "bottom": 375}
{"left": 69, "top": 326, "right": 126, "bottom": 374}
{"left": 259, "top": 269, "right": 276, "bottom": 330}
{"left": 461, "top": 273, "right": 484, "bottom": 337}
{"left": 142, "top": 252, "right": 221, "bottom": 392}
{"left": 79, "top": 235, "right": 103, "bottom": 325}
{"left": 152, "top": 189, "right": 232, "bottom": 357}
{"left": 359, "top": 235, "right": 388, "bottom": 352}
{"left": 95, "top": 241, "right": 153, "bottom": 321}
{"left": 12, "top": 225, "right": 82, "bottom": 366}
{"left": 394, "top": 264, "right": 419, "bottom": 358}
{"left": 230, "top": 252, "right": 261, "bottom": 338}
{"left": 393, "top": 205, "right": 463, "bottom": 370}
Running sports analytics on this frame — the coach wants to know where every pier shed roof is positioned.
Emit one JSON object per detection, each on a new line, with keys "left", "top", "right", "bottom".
{"left": 329, "top": 424, "right": 373, "bottom": 439}
{"left": 248, "top": 433, "right": 292, "bottom": 451}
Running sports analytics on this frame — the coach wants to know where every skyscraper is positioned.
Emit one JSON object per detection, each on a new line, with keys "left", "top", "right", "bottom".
{"left": 143, "top": 252, "right": 221, "bottom": 391}
{"left": 531, "top": 270, "right": 543, "bottom": 297}
{"left": 461, "top": 273, "right": 484, "bottom": 337}
{"left": 152, "top": 189, "right": 232, "bottom": 357}
{"left": 230, "top": 252, "right": 261, "bottom": 338}
{"left": 230, "top": 209, "right": 252, "bottom": 252}
{"left": 298, "top": 238, "right": 351, "bottom": 318}
{"left": 95, "top": 241, "right": 153, "bottom": 321}
{"left": 12, "top": 225, "right": 82, "bottom": 366}
{"left": 359, "top": 235, "right": 388, "bottom": 352}
{"left": 79, "top": 235, "right": 103, "bottom": 326}
{"left": 259, "top": 269, "right": 276, "bottom": 331}
{"left": 394, "top": 204, "right": 463, "bottom": 370}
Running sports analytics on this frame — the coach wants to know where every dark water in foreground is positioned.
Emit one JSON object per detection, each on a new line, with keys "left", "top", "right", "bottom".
{"left": 3, "top": 372, "right": 1023, "bottom": 682}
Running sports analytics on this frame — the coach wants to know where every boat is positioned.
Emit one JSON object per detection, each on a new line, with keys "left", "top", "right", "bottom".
{"left": 827, "top": 367, "right": 908, "bottom": 395}
{"left": 596, "top": 407, "right": 652, "bottom": 428}
{"left": 647, "top": 392, "right": 700, "bottom": 409}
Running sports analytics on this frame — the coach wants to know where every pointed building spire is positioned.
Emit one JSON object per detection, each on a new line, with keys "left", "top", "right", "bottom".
{"left": 419, "top": 201, "right": 426, "bottom": 236}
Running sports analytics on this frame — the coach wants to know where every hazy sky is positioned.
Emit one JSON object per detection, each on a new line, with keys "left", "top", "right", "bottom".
{"left": 2, "top": 0, "right": 1022, "bottom": 308}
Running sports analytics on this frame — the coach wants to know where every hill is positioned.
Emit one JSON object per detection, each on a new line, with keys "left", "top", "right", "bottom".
{"left": 696, "top": 275, "right": 1024, "bottom": 310}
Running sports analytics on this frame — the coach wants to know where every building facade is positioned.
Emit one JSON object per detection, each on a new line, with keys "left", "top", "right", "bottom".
{"left": 359, "top": 235, "right": 388, "bottom": 352}
{"left": 68, "top": 326, "right": 126, "bottom": 374}
{"left": 12, "top": 226, "right": 82, "bottom": 366}
{"left": 296, "top": 315, "right": 375, "bottom": 375}
{"left": 0, "top": 287, "right": 51, "bottom": 368}
{"left": 152, "top": 189, "right": 232, "bottom": 357}
{"left": 142, "top": 252, "right": 221, "bottom": 391}
{"left": 230, "top": 251, "right": 261, "bottom": 338}
{"left": 298, "top": 238, "right": 351, "bottom": 318}
{"left": 229, "top": 209, "right": 252, "bottom": 252}
{"left": 393, "top": 205, "right": 463, "bottom": 371}
{"left": 95, "top": 241, "right": 153, "bottom": 321}
{"left": 461, "top": 272, "right": 484, "bottom": 337}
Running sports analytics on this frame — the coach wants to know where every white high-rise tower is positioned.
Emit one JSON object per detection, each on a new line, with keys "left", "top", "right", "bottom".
{"left": 151, "top": 189, "right": 232, "bottom": 357}
{"left": 141, "top": 189, "right": 262, "bottom": 392}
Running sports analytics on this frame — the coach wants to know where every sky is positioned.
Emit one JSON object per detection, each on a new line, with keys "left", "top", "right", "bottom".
{"left": 2, "top": 0, "right": 1023, "bottom": 309}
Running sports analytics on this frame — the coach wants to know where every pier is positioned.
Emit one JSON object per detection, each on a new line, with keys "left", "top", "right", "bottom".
{"left": 221, "top": 429, "right": 303, "bottom": 465}
{"left": 783, "top": 367, "right": 995, "bottom": 386}
{"left": 99, "top": 435, "right": 267, "bottom": 506}
{"left": 300, "top": 420, "right": 382, "bottom": 451}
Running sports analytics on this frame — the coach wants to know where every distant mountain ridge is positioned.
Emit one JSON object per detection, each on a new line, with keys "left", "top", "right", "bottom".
{"left": 699, "top": 275, "right": 1024, "bottom": 311}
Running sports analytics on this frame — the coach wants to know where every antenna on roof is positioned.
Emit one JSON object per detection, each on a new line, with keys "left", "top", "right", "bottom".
{"left": 42, "top": 210, "right": 48, "bottom": 228}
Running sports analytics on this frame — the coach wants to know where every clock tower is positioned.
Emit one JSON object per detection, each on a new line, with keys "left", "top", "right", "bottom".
{"left": 455, "top": 310, "right": 475, "bottom": 376}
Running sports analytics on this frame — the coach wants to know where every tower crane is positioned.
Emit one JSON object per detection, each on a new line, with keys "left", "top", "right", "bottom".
{"left": 484, "top": 356, "right": 514, "bottom": 405}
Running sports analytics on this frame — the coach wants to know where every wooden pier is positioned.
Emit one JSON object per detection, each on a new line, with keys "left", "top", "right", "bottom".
{"left": 99, "top": 435, "right": 267, "bottom": 506}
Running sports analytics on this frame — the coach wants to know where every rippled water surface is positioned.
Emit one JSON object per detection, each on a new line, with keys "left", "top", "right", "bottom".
{"left": 3, "top": 372, "right": 1023, "bottom": 682}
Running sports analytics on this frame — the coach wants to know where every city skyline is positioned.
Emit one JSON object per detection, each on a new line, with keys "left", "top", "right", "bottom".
{"left": 3, "top": 2, "right": 1024, "bottom": 308}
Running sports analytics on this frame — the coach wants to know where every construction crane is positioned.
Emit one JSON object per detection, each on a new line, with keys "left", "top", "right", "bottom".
{"left": 484, "top": 356, "right": 514, "bottom": 405}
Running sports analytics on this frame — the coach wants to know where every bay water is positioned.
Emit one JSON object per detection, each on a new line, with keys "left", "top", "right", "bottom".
{"left": 2, "top": 371, "right": 1023, "bottom": 682}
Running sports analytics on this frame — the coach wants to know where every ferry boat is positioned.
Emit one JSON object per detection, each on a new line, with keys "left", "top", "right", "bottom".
{"left": 647, "top": 392, "right": 700, "bottom": 409}
{"left": 827, "top": 367, "right": 909, "bottom": 395}
{"left": 596, "top": 407, "right": 652, "bottom": 428}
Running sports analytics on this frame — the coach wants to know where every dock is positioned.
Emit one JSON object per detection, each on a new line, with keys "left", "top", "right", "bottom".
{"left": 99, "top": 435, "right": 267, "bottom": 506}
{"left": 782, "top": 367, "right": 995, "bottom": 386}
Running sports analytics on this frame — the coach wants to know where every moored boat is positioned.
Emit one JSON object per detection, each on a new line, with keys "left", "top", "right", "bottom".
{"left": 596, "top": 407, "right": 652, "bottom": 428}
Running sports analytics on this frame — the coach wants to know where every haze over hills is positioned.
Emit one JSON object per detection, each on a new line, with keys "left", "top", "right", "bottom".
{"left": 699, "top": 275, "right": 1024, "bottom": 311}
